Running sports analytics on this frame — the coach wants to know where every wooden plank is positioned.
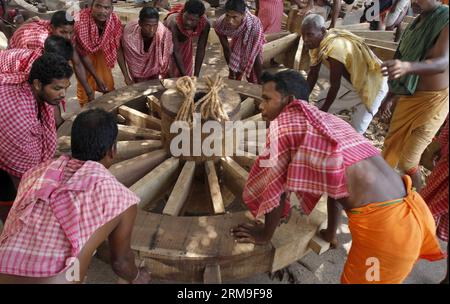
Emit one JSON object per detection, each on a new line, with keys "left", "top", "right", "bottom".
{"left": 118, "top": 105, "right": 161, "bottom": 130}
{"left": 349, "top": 30, "right": 396, "bottom": 41}
{"left": 117, "top": 125, "right": 161, "bottom": 141}
{"left": 265, "top": 31, "right": 290, "bottom": 43}
{"left": 403, "top": 15, "right": 416, "bottom": 24}
{"left": 263, "top": 33, "right": 299, "bottom": 63}
{"left": 294, "top": 35, "right": 305, "bottom": 70}
{"left": 109, "top": 149, "right": 168, "bottom": 187}
{"left": 163, "top": 161, "right": 196, "bottom": 216}
{"left": 309, "top": 235, "right": 331, "bottom": 255}
{"left": 114, "top": 140, "right": 163, "bottom": 163}
{"left": 130, "top": 157, "right": 180, "bottom": 208}
{"left": 367, "top": 44, "right": 396, "bottom": 61}
{"left": 221, "top": 157, "right": 248, "bottom": 197}
{"left": 336, "top": 23, "right": 370, "bottom": 30}
{"left": 205, "top": 161, "right": 225, "bottom": 214}
{"left": 243, "top": 113, "right": 263, "bottom": 123}
{"left": 238, "top": 98, "right": 256, "bottom": 119}
{"left": 203, "top": 264, "right": 222, "bottom": 284}
{"left": 147, "top": 95, "right": 161, "bottom": 117}
{"left": 363, "top": 38, "right": 398, "bottom": 50}
{"left": 232, "top": 152, "right": 257, "bottom": 171}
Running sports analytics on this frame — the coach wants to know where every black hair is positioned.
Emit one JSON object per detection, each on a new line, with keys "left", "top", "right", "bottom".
{"left": 261, "top": 70, "right": 310, "bottom": 101}
{"left": 50, "top": 10, "right": 75, "bottom": 27}
{"left": 28, "top": 53, "right": 73, "bottom": 86}
{"left": 71, "top": 108, "right": 118, "bottom": 161}
{"left": 343, "top": 0, "right": 355, "bottom": 4}
{"left": 139, "top": 6, "right": 159, "bottom": 22}
{"left": 224, "top": 0, "right": 246, "bottom": 14}
{"left": 184, "top": 0, "right": 205, "bottom": 16}
{"left": 91, "top": 0, "right": 113, "bottom": 7}
{"left": 44, "top": 35, "right": 74, "bottom": 61}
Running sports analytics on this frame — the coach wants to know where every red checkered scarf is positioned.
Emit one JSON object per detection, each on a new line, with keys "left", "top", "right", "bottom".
{"left": 0, "top": 83, "right": 56, "bottom": 178}
{"left": 0, "top": 155, "right": 140, "bottom": 276}
{"left": 243, "top": 100, "right": 380, "bottom": 219}
{"left": 74, "top": 8, "right": 123, "bottom": 68}
{"left": 214, "top": 9, "right": 265, "bottom": 79}
{"left": 122, "top": 21, "right": 173, "bottom": 80}
{"left": 8, "top": 20, "right": 51, "bottom": 50}
{"left": 0, "top": 48, "right": 43, "bottom": 85}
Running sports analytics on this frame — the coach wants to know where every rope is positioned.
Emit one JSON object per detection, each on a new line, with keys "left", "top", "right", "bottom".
{"left": 174, "top": 76, "right": 197, "bottom": 125}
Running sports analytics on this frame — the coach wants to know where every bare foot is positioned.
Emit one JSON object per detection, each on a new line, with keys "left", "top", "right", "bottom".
{"left": 319, "top": 229, "right": 338, "bottom": 249}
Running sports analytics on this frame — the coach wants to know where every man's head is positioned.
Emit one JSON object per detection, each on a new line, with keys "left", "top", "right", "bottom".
{"left": 50, "top": 10, "right": 75, "bottom": 40}
{"left": 301, "top": 14, "right": 326, "bottom": 50}
{"left": 28, "top": 53, "right": 73, "bottom": 106}
{"left": 411, "top": 0, "right": 438, "bottom": 14}
{"left": 139, "top": 7, "right": 159, "bottom": 39}
{"left": 259, "top": 70, "right": 310, "bottom": 121}
{"left": 181, "top": 0, "right": 205, "bottom": 30}
{"left": 71, "top": 108, "right": 118, "bottom": 168}
{"left": 44, "top": 35, "right": 74, "bottom": 61}
{"left": 224, "top": 0, "right": 246, "bottom": 29}
{"left": 91, "top": 0, "right": 113, "bottom": 24}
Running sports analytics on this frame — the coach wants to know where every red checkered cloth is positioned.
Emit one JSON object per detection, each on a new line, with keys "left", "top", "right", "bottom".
{"left": 0, "top": 83, "right": 56, "bottom": 179}
{"left": 214, "top": 9, "right": 265, "bottom": 83}
{"left": 421, "top": 116, "right": 449, "bottom": 242}
{"left": 74, "top": 8, "right": 123, "bottom": 68}
{"left": 243, "top": 99, "right": 380, "bottom": 219}
{"left": 122, "top": 20, "right": 173, "bottom": 81}
{"left": 8, "top": 20, "right": 51, "bottom": 50}
{"left": 164, "top": 7, "right": 208, "bottom": 76}
{"left": 0, "top": 155, "right": 139, "bottom": 277}
{"left": 0, "top": 48, "right": 43, "bottom": 85}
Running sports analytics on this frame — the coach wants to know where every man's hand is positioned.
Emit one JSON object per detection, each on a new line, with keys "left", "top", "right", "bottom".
{"left": 379, "top": 93, "right": 396, "bottom": 122}
{"left": 381, "top": 60, "right": 412, "bottom": 80}
{"left": 230, "top": 221, "right": 270, "bottom": 245}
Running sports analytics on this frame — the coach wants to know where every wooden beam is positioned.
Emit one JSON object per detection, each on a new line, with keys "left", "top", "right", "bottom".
{"left": 115, "top": 140, "right": 163, "bottom": 163}
{"left": 205, "top": 161, "right": 225, "bottom": 214}
{"left": 349, "top": 30, "right": 396, "bottom": 41}
{"left": 363, "top": 38, "right": 398, "bottom": 50}
{"left": 265, "top": 31, "right": 290, "bottom": 43}
{"left": 109, "top": 149, "right": 168, "bottom": 187}
{"left": 221, "top": 157, "right": 248, "bottom": 197}
{"left": 147, "top": 95, "right": 161, "bottom": 117}
{"left": 243, "top": 113, "right": 263, "bottom": 123}
{"left": 336, "top": 23, "right": 370, "bottom": 30}
{"left": 163, "top": 161, "right": 196, "bottom": 216}
{"left": 117, "top": 125, "right": 161, "bottom": 141}
{"left": 367, "top": 44, "right": 396, "bottom": 61}
{"left": 263, "top": 33, "right": 299, "bottom": 64}
{"left": 294, "top": 35, "right": 305, "bottom": 71}
{"left": 309, "top": 235, "right": 331, "bottom": 255}
{"left": 118, "top": 105, "right": 161, "bottom": 130}
{"left": 203, "top": 264, "right": 222, "bottom": 284}
{"left": 233, "top": 152, "right": 257, "bottom": 170}
{"left": 238, "top": 98, "right": 256, "bottom": 119}
{"left": 130, "top": 157, "right": 180, "bottom": 208}
{"left": 403, "top": 15, "right": 416, "bottom": 24}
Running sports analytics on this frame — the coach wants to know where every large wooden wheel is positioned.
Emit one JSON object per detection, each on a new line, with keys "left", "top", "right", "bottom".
{"left": 57, "top": 78, "right": 326, "bottom": 283}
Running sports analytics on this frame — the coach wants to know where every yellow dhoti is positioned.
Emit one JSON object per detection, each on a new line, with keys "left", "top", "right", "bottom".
{"left": 76, "top": 51, "right": 115, "bottom": 107}
{"left": 382, "top": 88, "right": 449, "bottom": 173}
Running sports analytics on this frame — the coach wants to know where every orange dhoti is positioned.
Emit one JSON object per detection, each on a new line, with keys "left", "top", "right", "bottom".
{"left": 76, "top": 51, "right": 115, "bottom": 107}
{"left": 341, "top": 176, "right": 445, "bottom": 284}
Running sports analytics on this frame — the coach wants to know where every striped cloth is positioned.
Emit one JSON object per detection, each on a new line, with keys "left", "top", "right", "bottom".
{"left": 421, "top": 116, "right": 449, "bottom": 242}
{"left": 122, "top": 20, "right": 173, "bottom": 81}
{"left": 74, "top": 8, "right": 123, "bottom": 68}
{"left": 0, "top": 155, "right": 139, "bottom": 277}
{"left": 243, "top": 99, "right": 380, "bottom": 218}
{"left": 164, "top": 6, "right": 208, "bottom": 76}
{"left": 8, "top": 20, "right": 51, "bottom": 50}
{"left": 214, "top": 8, "right": 265, "bottom": 83}
{"left": 0, "top": 83, "right": 56, "bottom": 179}
{"left": 0, "top": 48, "right": 43, "bottom": 85}
{"left": 257, "top": 0, "right": 284, "bottom": 34}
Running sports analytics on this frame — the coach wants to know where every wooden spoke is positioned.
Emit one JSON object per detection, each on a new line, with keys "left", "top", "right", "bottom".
{"left": 239, "top": 98, "right": 256, "bottom": 120}
{"left": 349, "top": 30, "right": 396, "bottom": 41}
{"left": 163, "top": 161, "right": 196, "bottom": 216}
{"left": 114, "top": 140, "right": 163, "bottom": 163}
{"left": 203, "top": 264, "right": 222, "bottom": 284}
{"left": 367, "top": 44, "right": 396, "bottom": 61}
{"left": 233, "top": 151, "right": 257, "bottom": 170}
{"left": 205, "top": 161, "right": 225, "bottom": 214}
{"left": 220, "top": 157, "right": 248, "bottom": 197}
{"left": 265, "top": 31, "right": 290, "bottom": 43}
{"left": 243, "top": 113, "right": 263, "bottom": 123}
{"left": 117, "top": 125, "right": 161, "bottom": 141}
{"left": 147, "top": 95, "right": 162, "bottom": 117}
{"left": 118, "top": 105, "right": 161, "bottom": 130}
{"left": 130, "top": 157, "right": 180, "bottom": 208}
{"left": 109, "top": 149, "right": 168, "bottom": 187}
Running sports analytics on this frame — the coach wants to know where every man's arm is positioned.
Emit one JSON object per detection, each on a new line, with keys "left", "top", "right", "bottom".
{"left": 108, "top": 205, "right": 151, "bottom": 283}
{"left": 117, "top": 42, "right": 134, "bottom": 85}
{"left": 79, "top": 54, "right": 109, "bottom": 93}
{"left": 319, "top": 197, "right": 341, "bottom": 247}
{"left": 54, "top": 105, "right": 64, "bottom": 129}
{"left": 329, "top": 0, "right": 341, "bottom": 29}
{"left": 194, "top": 22, "right": 210, "bottom": 77}
{"left": 217, "top": 32, "right": 231, "bottom": 65}
{"left": 231, "top": 193, "right": 286, "bottom": 245}
{"left": 382, "top": 25, "right": 449, "bottom": 79}
{"left": 72, "top": 50, "right": 95, "bottom": 102}
{"left": 253, "top": 55, "right": 263, "bottom": 84}
{"left": 307, "top": 63, "right": 321, "bottom": 94}
{"left": 320, "top": 58, "right": 343, "bottom": 112}
{"left": 170, "top": 23, "right": 187, "bottom": 76}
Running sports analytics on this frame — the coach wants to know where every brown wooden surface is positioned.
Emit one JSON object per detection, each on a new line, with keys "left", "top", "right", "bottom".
{"left": 205, "top": 161, "right": 225, "bottom": 214}
{"left": 114, "top": 140, "right": 163, "bottom": 163}
{"left": 221, "top": 157, "right": 249, "bottom": 197}
{"left": 163, "top": 161, "right": 196, "bottom": 216}
{"left": 118, "top": 105, "right": 162, "bottom": 131}
{"left": 117, "top": 125, "right": 161, "bottom": 141}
